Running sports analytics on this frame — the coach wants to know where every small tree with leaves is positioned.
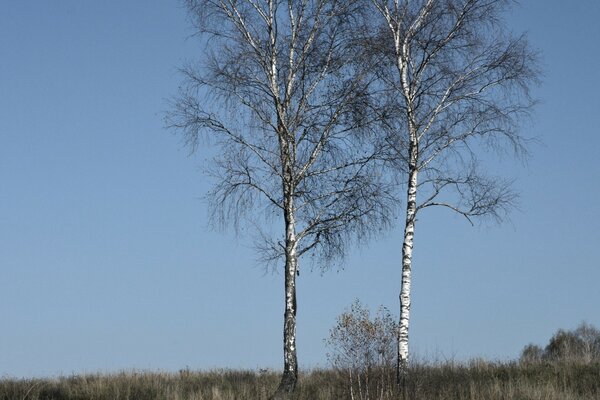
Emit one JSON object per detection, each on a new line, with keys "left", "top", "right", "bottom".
{"left": 167, "top": 1, "right": 391, "bottom": 397}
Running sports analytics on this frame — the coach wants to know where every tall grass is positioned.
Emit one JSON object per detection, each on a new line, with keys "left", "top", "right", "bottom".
{"left": 2, "top": 361, "right": 599, "bottom": 400}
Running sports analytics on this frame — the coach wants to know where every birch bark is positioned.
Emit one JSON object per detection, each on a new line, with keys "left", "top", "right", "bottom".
{"left": 273, "top": 123, "right": 299, "bottom": 396}
{"left": 275, "top": 190, "right": 299, "bottom": 397}
{"left": 397, "top": 34, "right": 419, "bottom": 382}
{"left": 398, "top": 164, "right": 417, "bottom": 382}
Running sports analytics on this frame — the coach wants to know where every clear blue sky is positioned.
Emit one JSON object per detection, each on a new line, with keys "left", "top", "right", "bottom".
{"left": 1, "top": 1, "right": 599, "bottom": 378}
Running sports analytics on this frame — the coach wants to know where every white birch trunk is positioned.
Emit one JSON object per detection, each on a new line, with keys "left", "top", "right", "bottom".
{"left": 268, "top": 3, "right": 299, "bottom": 396}
{"left": 273, "top": 165, "right": 299, "bottom": 399}
{"left": 397, "top": 165, "right": 417, "bottom": 382}
{"left": 281, "top": 219, "right": 298, "bottom": 390}
{"left": 396, "top": 34, "right": 419, "bottom": 383}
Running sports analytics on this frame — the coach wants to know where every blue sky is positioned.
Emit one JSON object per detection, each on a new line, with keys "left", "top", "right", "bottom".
{"left": 1, "top": 1, "right": 599, "bottom": 378}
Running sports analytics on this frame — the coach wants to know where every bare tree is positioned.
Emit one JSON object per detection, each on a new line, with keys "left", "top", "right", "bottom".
{"left": 167, "top": 0, "right": 391, "bottom": 397}
{"left": 366, "top": 0, "right": 540, "bottom": 383}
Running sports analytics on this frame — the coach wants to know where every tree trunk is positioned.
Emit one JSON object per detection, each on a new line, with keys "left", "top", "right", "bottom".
{"left": 397, "top": 46, "right": 418, "bottom": 382}
{"left": 272, "top": 194, "right": 299, "bottom": 399}
{"left": 397, "top": 165, "right": 417, "bottom": 385}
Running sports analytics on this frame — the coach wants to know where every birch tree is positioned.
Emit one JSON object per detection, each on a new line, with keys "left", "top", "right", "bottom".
{"left": 367, "top": 0, "right": 540, "bottom": 383}
{"left": 167, "top": 1, "right": 391, "bottom": 397}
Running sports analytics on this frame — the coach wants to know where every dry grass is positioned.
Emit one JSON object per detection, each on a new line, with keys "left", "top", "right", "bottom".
{"left": 1, "top": 361, "right": 599, "bottom": 400}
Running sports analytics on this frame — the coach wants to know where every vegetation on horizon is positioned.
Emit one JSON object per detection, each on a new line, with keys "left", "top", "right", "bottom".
{"left": 3, "top": 361, "right": 599, "bottom": 400}
{"left": 3, "top": 312, "right": 599, "bottom": 400}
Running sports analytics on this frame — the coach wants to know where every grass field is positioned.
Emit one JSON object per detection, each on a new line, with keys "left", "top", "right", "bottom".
{"left": 2, "top": 361, "right": 599, "bottom": 400}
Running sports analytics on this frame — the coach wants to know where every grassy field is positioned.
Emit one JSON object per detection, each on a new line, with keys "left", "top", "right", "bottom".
{"left": 2, "top": 361, "right": 599, "bottom": 400}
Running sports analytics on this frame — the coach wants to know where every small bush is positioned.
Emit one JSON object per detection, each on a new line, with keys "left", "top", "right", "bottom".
{"left": 520, "top": 343, "right": 544, "bottom": 364}
{"left": 325, "top": 299, "right": 398, "bottom": 399}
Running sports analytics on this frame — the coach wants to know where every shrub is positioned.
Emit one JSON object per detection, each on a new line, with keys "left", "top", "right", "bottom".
{"left": 520, "top": 344, "right": 544, "bottom": 364}
{"left": 545, "top": 329, "right": 586, "bottom": 362}
{"left": 325, "top": 299, "right": 398, "bottom": 400}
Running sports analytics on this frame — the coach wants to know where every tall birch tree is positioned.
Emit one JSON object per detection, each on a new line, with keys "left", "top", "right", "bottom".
{"left": 167, "top": 0, "right": 391, "bottom": 397}
{"left": 367, "top": 0, "right": 540, "bottom": 383}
